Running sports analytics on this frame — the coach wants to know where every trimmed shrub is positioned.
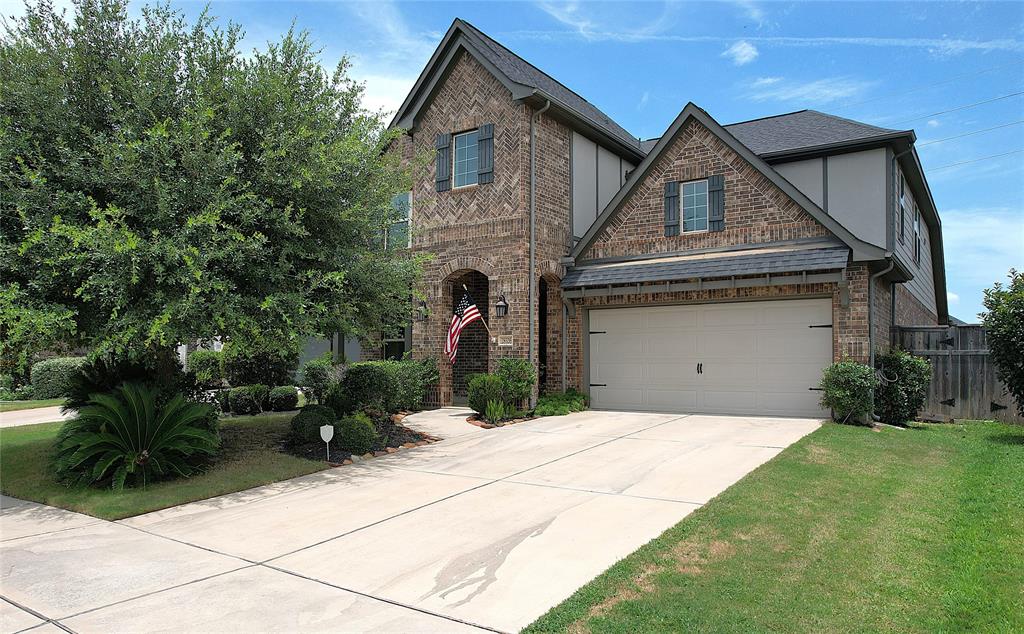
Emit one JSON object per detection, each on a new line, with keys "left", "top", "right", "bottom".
{"left": 982, "top": 269, "right": 1024, "bottom": 415}
{"left": 393, "top": 358, "right": 439, "bottom": 411}
{"left": 331, "top": 362, "right": 399, "bottom": 415}
{"left": 819, "top": 360, "right": 878, "bottom": 425}
{"left": 335, "top": 412, "right": 378, "bottom": 454}
{"left": 228, "top": 384, "right": 269, "bottom": 415}
{"left": 875, "top": 348, "right": 932, "bottom": 425}
{"left": 53, "top": 383, "right": 219, "bottom": 489}
{"left": 495, "top": 358, "right": 537, "bottom": 408}
{"left": 289, "top": 404, "right": 337, "bottom": 444}
{"left": 188, "top": 350, "right": 223, "bottom": 389}
{"left": 534, "top": 389, "right": 588, "bottom": 417}
{"left": 30, "top": 357, "right": 86, "bottom": 399}
{"left": 222, "top": 342, "right": 300, "bottom": 387}
{"left": 300, "top": 355, "right": 337, "bottom": 404}
{"left": 467, "top": 374, "right": 506, "bottom": 415}
{"left": 268, "top": 385, "right": 299, "bottom": 411}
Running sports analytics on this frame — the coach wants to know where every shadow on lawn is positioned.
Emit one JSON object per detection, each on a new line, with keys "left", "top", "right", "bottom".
{"left": 987, "top": 433, "right": 1024, "bottom": 446}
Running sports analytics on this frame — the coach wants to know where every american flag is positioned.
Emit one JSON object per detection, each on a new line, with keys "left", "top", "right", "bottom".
{"left": 444, "top": 292, "right": 482, "bottom": 364}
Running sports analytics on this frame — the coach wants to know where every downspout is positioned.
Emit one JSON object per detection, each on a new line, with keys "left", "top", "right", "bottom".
{"left": 529, "top": 99, "right": 551, "bottom": 400}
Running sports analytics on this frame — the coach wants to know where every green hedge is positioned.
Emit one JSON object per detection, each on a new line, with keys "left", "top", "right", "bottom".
{"left": 467, "top": 374, "right": 506, "bottom": 416}
{"left": 188, "top": 350, "right": 223, "bottom": 388}
{"left": 335, "top": 412, "right": 378, "bottom": 454}
{"left": 222, "top": 342, "right": 299, "bottom": 387}
{"left": 300, "top": 355, "right": 337, "bottom": 404}
{"left": 268, "top": 385, "right": 299, "bottom": 411}
{"left": 327, "top": 359, "right": 438, "bottom": 416}
{"left": 30, "top": 357, "right": 86, "bottom": 399}
{"left": 875, "top": 348, "right": 931, "bottom": 425}
{"left": 228, "top": 384, "right": 269, "bottom": 415}
{"left": 819, "top": 360, "right": 877, "bottom": 425}
{"left": 290, "top": 405, "right": 337, "bottom": 444}
{"left": 534, "top": 389, "right": 588, "bottom": 417}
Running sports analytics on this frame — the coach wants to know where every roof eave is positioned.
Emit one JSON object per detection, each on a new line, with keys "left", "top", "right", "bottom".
{"left": 759, "top": 130, "right": 916, "bottom": 163}
{"left": 520, "top": 90, "right": 645, "bottom": 163}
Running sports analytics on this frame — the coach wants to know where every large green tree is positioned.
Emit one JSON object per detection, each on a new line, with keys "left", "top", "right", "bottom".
{"left": 0, "top": 0, "right": 421, "bottom": 375}
{"left": 982, "top": 269, "right": 1024, "bottom": 416}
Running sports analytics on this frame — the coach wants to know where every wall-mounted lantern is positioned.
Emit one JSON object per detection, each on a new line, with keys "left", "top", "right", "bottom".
{"left": 494, "top": 294, "right": 509, "bottom": 318}
{"left": 415, "top": 300, "right": 429, "bottom": 322}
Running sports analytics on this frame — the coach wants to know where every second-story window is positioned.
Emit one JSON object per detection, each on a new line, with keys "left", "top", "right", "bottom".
{"left": 385, "top": 191, "right": 411, "bottom": 250}
{"left": 682, "top": 179, "right": 709, "bottom": 232}
{"left": 913, "top": 204, "right": 922, "bottom": 265}
{"left": 898, "top": 175, "right": 907, "bottom": 244}
{"left": 453, "top": 130, "right": 479, "bottom": 188}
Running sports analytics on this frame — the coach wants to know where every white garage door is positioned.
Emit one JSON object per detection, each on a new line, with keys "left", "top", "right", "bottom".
{"left": 588, "top": 298, "right": 832, "bottom": 417}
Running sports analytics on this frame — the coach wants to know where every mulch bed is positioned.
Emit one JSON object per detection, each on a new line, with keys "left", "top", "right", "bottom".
{"left": 283, "top": 412, "right": 439, "bottom": 466}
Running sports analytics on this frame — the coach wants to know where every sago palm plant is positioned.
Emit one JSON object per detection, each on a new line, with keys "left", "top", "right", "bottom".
{"left": 54, "top": 383, "right": 220, "bottom": 489}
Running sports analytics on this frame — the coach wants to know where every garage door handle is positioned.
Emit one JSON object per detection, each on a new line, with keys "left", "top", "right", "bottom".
{"left": 808, "top": 324, "right": 833, "bottom": 329}
{"left": 697, "top": 362, "right": 702, "bottom": 374}
{"left": 589, "top": 383, "right": 606, "bottom": 387}
{"left": 808, "top": 387, "right": 824, "bottom": 391}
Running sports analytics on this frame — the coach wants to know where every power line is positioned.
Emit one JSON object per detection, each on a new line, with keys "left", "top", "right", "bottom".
{"left": 890, "top": 91, "right": 1024, "bottom": 126}
{"left": 929, "top": 149, "right": 1024, "bottom": 172}
{"left": 916, "top": 119, "right": 1024, "bottom": 147}
{"left": 831, "top": 62, "right": 1022, "bottom": 112}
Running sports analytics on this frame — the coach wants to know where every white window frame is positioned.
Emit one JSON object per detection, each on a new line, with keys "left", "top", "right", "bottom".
{"left": 681, "top": 179, "right": 709, "bottom": 233}
{"left": 913, "top": 204, "right": 922, "bottom": 265}
{"left": 898, "top": 175, "right": 906, "bottom": 244}
{"left": 384, "top": 191, "right": 411, "bottom": 250}
{"left": 382, "top": 326, "right": 410, "bottom": 360}
{"left": 452, "top": 129, "right": 479, "bottom": 189}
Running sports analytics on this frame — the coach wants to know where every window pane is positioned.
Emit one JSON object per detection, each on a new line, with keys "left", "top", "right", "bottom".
{"left": 390, "top": 192, "right": 410, "bottom": 221}
{"left": 453, "top": 130, "right": 479, "bottom": 188}
{"left": 387, "top": 221, "right": 409, "bottom": 250}
{"left": 681, "top": 180, "right": 708, "bottom": 232}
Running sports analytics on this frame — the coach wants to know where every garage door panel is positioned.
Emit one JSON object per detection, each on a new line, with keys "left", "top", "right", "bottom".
{"left": 589, "top": 299, "right": 830, "bottom": 417}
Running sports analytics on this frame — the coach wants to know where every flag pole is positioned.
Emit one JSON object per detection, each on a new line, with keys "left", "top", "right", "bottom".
{"left": 462, "top": 283, "right": 494, "bottom": 338}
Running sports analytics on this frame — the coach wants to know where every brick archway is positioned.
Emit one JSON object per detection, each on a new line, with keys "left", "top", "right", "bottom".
{"left": 441, "top": 268, "right": 490, "bottom": 405}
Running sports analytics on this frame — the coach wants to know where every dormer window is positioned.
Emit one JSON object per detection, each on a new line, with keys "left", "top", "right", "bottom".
{"left": 453, "top": 130, "right": 480, "bottom": 188}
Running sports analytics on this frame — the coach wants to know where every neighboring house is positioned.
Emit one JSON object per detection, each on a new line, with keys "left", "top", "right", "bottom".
{"left": 358, "top": 19, "right": 948, "bottom": 417}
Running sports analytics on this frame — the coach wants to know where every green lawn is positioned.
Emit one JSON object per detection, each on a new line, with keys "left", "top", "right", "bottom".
{"left": 0, "top": 398, "right": 65, "bottom": 412}
{"left": 0, "top": 414, "right": 326, "bottom": 520}
{"left": 527, "top": 421, "right": 1024, "bottom": 634}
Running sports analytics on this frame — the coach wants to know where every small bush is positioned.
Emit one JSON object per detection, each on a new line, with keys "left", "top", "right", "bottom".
{"left": 819, "top": 359, "right": 878, "bottom": 424}
{"left": 467, "top": 374, "right": 506, "bottom": 415}
{"left": 484, "top": 399, "right": 513, "bottom": 424}
{"left": 875, "top": 348, "right": 932, "bottom": 425}
{"left": 982, "top": 269, "right": 1024, "bottom": 415}
{"left": 222, "top": 341, "right": 300, "bottom": 387}
{"left": 335, "top": 412, "right": 378, "bottom": 454}
{"left": 268, "top": 385, "right": 299, "bottom": 411}
{"left": 0, "top": 384, "right": 35, "bottom": 401}
{"left": 30, "top": 357, "right": 86, "bottom": 399}
{"left": 289, "top": 404, "right": 337, "bottom": 444}
{"left": 228, "top": 384, "right": 269, "bottom": 415}
{"left": 495, "top": 358, "right": 537, "bottom": 408}
{"left": 534, "top": 389, "right": 588, "bottom": 417}
{"left": 394, "top": 358, "right": 439, "bottom": 411}
{"left": 188, "top": 350, "right": 223, "bottom": 389}
{"left": 300, "top": 355, "right": 337, "bottom": 404}
{"left": 53, "top": 383, "right": 219, "bottom": 489}
{"left": 214, "top": 388, "right": 231, "bottom": 414}
{"left": 65, "top": 353, "right": 198, "bottom": 412}
{"left": 331, "top": 362, "right": 398, "bottom": 414}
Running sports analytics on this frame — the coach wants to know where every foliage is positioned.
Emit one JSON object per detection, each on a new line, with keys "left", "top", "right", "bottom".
{"left": 982, "top": 269, "right": 1024, "bottom": 415}
{"left": 393, "top": 357, "right": 439, "bottom": 411}
{"left": 228, "top": 385, "right": 269, "bottom": 415}
{"left": 268, "top": 386, "right": 299, "bottom": 412}
{"left": 64, "top": 352, "right": 198, "bottom": 412}
{"left": 188, "top": 350, "right": 223, "bottom": 389}
{"left": 222, "top": 341, "right": 300, "bottom": 388}
{"left": 484, "top": 399, "right": 513, "bottom": 424}
{"left": 495, "top": 358, "right": 537, "bottom": 407}
{"left": 30, "top": 357, "right": 86, "bottom": 399}
{"left": 875, "top": 348, "right": 932, "bottom": 425}
{"left": 328, "top": 359, "right": 435, "bottom": 415}
{"left": 0, "top": 0, "right": 422, "bottom": 366}
{"left": 0, "top": 384, "right": 36, "bottom": 401}
{"left": 300, "top": 354, "right": 338, "bottom": 404}
{"left": 819, "top": 359, "right": 878, "bottom": 425}
{"left": 534, "top": 389, "right": 588, "bottom": 417}
{"left": 53, "top": 383, "right": 219, "bottom": 489}
{"left": 289, "top": 405, "right": 337, "bottom": 445}
{"left": 335, "top": 412, "right": 378, "bottom": 454}
{"left": 467, "top": 374, "right": 507, "bottom": 415}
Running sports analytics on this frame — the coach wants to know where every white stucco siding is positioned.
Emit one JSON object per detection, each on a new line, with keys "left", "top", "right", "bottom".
{"left": 825, "top": 148, "right": 888, "bottom": 249}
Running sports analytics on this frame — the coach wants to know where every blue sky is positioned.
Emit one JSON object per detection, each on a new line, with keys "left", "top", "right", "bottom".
{"left": 5, "top": 1, "right": 1022, "bottom": 320}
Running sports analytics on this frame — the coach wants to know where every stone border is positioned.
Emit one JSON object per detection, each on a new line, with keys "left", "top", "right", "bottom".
{"left": 329, "top": 412, "right": 442, "bottom": 467}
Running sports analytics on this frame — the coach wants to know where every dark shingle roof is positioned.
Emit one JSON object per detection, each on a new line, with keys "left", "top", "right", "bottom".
{"left": 458, "top": 20, "right": 640, "bottom": 151}
{"left": 563, "top": 246, "right": 849, "bottom": 288}
{"left": 723, "top": 110, "right": 904, "bottom": 156}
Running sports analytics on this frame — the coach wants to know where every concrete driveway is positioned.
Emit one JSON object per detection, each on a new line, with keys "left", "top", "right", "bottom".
{"left": 0, "top": 407, "right": 72, "bottom": 429}
{"left": 1, "top": 408, "right": 820, "bottom": 633}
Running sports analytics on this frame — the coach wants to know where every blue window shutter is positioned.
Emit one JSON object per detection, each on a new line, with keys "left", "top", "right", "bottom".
{"left": 664, "top": 181, "right": 680, "bottom": 237}
{"left": 708, "top": 174, "right": 725, "bottom": 232}
{"left": 478, "top": 123, "right": 494, "bottom": 184}
{"left": 435, "top": 133, "right": 451, "bottom": 192}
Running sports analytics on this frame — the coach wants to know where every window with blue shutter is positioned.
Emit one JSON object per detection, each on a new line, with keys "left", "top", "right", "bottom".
{"left": 435, "top": 133, "right": 451, "bottom": 192}
{"left": 664, "top": 181, "right": 680, "bottom": 236}
{"left": 478, "top": 123, "right": 494, "bottom": 184}
{"left": 707, "top": 174, "right": 724, "bottom": 232}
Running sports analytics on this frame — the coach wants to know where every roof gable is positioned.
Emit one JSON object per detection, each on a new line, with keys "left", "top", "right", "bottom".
{"left": 391, "top": 19, "right": 644, "bottom": 162}
{"left": 571, "top": 103, "right": 888, "bottom": 262}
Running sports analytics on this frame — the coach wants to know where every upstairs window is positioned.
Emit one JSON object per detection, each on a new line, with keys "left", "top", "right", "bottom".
{"left": 682, "top": 180, "right": 708, "bottom": 232}
{"left": 913, "top": 204, "right": 922, "bottom": 265}
{"left": 453, "top": 130, "right": 479, "bottom": 188}
{"left": 385, "top": 191, "right": 411, "bottom": 250}
{"left": 898, "top": 175, "right": 907, "bottom": 244}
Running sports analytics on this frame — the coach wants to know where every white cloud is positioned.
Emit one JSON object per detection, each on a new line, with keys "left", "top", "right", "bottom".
{"left": 534, "top": 0, "right": 679, "bottom": 43}
{"left": 723, "top": 40, "right": 759, "bottom": 65}
{"left": 947, "top": 291, "right": 960, "bottom": 305}
{"left": 732, "top": 0, "right": 767, "bottom": 27}
{"left": 927, "top": 119, "right": 941, "bottom": 128}
{"left": 637, "top": 91, "right": 650, "bottom": 110}
{"left": 745, "top": 76, "right": 875, "bottom": 104}
{"left": 940, "top": 206, "right": 1024, "bottom": 319}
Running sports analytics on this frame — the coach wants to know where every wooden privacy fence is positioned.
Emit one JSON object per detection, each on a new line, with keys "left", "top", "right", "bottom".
{"left": 893, "top": 325, "right": 1022, "bottom": 424}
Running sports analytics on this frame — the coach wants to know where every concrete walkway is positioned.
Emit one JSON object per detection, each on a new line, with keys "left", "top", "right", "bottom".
{"left": 0, "top": 409, "right": 821, "bottom": 633}
{"left": 0, "top": 406, "right": 72, "bottom": 429}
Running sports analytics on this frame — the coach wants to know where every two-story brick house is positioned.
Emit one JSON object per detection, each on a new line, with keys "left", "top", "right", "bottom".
{"left": 353, "top": 19, "right": 947, "bottom": 417}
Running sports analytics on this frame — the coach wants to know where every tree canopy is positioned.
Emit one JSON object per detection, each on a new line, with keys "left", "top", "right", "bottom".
{"left": 1, "top": 0, "right": 421, "bottom": 374}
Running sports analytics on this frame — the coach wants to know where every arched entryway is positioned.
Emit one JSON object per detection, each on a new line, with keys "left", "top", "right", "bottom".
{"left": 539, "top": 273, "right": 563, "bottom": 394}
{"left": 445, "top": 269, "right": 490, "bottom": 403}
